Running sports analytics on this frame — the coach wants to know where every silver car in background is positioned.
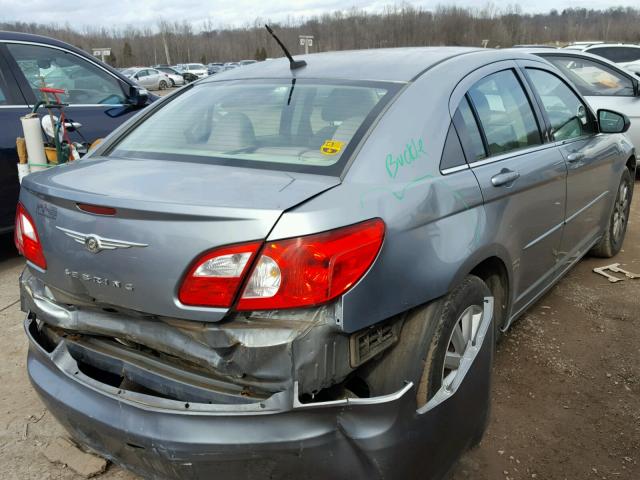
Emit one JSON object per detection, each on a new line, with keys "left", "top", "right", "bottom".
{"left": 17, "top": 48, "right": 635, "bottom": 479}
{"left": 121, "top": 67, "right": 170, "bottom": 91}
{"left": 155, "top": 66, "right": 185, "bottom": 87}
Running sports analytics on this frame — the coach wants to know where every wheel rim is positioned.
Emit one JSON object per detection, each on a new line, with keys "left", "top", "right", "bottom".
{"left": 442, "top": 305, "right": 483, "bottom": 390}
{"left": 612, "top": 181, "right": 629, "bottom": 243}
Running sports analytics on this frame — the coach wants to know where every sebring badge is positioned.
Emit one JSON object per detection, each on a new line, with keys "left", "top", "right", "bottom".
{"left": 56, "top": 226, "right": 148, "bottom": 254}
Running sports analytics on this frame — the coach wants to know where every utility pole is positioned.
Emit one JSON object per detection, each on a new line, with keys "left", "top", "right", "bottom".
{"left": 299, "top": 35, "right": 314, "bottom": 54}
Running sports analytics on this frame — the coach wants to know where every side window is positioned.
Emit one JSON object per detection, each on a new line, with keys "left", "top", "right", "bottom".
{"left": 0, "top": 70, "right": 8, "bottom": 105}
{"left": 544, "top": 56, "right": 634, "bottom": 97}
{"left": 526, "top": 68, "right": 596, "bottom": 142}
{"left": 440, "top": 123, "right": 467, "bottom": 170}
{"left": 137, "top": 70, "right": 149, "bottom": 78}
{"left": 588, "top": 47, "right": 640, "bottom": 63}
{"left": 6, "top": 43, "right": 126, "bottom": 105}
{"left": 453, "top": 97, "right": 486, "bottom": 162}
{"left": 467, "top": 70, "right": 542, "bottom": 156}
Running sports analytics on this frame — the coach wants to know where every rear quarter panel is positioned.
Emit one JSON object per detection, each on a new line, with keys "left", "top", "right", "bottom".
{"left": 270, "top": 58, "right": 504, "bottom": 332}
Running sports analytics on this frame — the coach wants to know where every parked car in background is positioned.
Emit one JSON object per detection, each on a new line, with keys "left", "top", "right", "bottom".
{"left": 121, "top": 67, "right": 169, "bottom": 91}
{"left": 181, "top": 63, "right": 208, "bottom": 78}
{"left": 207, "top": 62, "right": 223, "bottom": 75}
{"left": 155, "top": 66, "right": 185, "bottom": 87}
{"left": 522, "top": 48, "right": 640, "bottom": 174}
{"left": 239, "top": 59, "right": 258, "bottom": 66}
{"left": 18, "top": 47, "right": 634, "bottom": 480}
{"left": 624, "top": 61, "right": 640, "bottom": 77}
{"left": 0, "top": 31, "right": 154, "bottom": 234}
{"left": 223, "top": 62, "right": 239, "bottom": 71}
{"left": 564, "top": 43, "right": 640, "bottom": 64}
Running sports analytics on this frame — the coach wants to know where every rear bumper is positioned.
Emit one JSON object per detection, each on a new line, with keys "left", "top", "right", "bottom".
{"left": 25, "top": 299, "right": 494, "bottom": 480}
{"left": 22, "top": 268, "right": 495, "bottom": 479}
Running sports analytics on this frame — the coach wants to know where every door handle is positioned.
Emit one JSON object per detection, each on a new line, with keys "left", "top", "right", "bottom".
{"left": 491, "top": 169, "right": 520, "bottom": 187}
{"left": 566, "top": 152, "right": 585, "bottom": 163}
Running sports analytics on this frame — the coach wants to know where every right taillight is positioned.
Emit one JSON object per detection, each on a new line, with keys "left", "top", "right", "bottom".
{"left": 14, "top": 203, "right": 47, "bottom": 270}
{"left": 237, "top": 218, "right": 385, "bottom": 311}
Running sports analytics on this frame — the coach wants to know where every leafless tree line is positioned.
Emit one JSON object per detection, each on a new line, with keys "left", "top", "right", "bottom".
{"left": 2, "top": 4, "right": 640, "bottom": 67}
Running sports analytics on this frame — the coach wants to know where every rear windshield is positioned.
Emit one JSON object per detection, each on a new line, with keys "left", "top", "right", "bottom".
{"left": 109, "top": 79, "right": 399, "bottom": 175}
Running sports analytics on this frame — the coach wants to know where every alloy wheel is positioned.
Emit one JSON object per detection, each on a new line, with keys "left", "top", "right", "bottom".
{"left": 612, "top": 182, "right": 630, "bottom": 243}
{"left": 442, "top": 304, "right": 483, "bottom": 390}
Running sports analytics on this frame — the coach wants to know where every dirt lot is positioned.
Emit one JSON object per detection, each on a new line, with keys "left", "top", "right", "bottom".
{"left": 1, "top": 181, "right": 638, "bottom": 480}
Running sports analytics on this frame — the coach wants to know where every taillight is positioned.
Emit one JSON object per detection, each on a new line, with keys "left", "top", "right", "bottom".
{"left": 178, "top": 241, "right": 262, "bottom": 307}
{"left": 14, "top": 203, "right": 47, "bottom": 270}
{"left": 237, "top": 219, "right": 385, "bottom": 311}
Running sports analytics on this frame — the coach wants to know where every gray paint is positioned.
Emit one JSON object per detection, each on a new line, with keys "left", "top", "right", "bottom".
{"left": 19, "top": 46, "right": 636, "bottom": 478}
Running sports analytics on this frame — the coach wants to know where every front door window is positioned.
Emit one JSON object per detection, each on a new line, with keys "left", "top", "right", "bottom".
{"left": 7, "top": 43, "right": 126, "bottom": 105}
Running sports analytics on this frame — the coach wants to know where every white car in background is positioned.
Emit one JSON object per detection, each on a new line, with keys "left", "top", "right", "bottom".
{"left": 563, "top": 43, "right": 640, "bottom": 64}
{"left": 526, "top": 48, "right": 640, "bottom": 175}
{"left": 180, "top": 63, "right": 208, "bottom": 78}
{"left": 154, "top": 66, "right": 185, "bottom": 87}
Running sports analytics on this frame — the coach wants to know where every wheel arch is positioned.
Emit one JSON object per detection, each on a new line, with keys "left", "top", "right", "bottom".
{"left": 627, "top": 154, "right": 637, "bottom": 179}
{"left": 447, "top": 247, "right": 513, "bottom": 333}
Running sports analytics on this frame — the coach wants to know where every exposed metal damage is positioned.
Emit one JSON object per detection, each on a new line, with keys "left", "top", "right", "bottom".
{"left": 23, "top": 262, "right": 495, "bottom": 479}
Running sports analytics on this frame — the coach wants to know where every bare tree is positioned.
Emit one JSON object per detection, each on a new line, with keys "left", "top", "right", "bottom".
{"left": 2, "top": 5, "right": 640, "bottom": 68}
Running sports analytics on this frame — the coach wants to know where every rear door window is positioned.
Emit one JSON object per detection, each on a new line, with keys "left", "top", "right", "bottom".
{"left": 453, "top": 97, "right": 486, "bottom": 162}
{"left": 543, "top": 56, "right": 634, "bottom": 97}
{"left": 526, "top": 68, "right": 596, "bottom": 142}
{"left": 440, "top": 123, "right": 467, "bottom": 170}
{"left": 6, "top": 43, "right": 126, "bottom": 105}
{"left": 110, "top": 79, "right": 399, "bottom": 176}
{"left": 467, "top": 70, "right": 542, "bottom": 156}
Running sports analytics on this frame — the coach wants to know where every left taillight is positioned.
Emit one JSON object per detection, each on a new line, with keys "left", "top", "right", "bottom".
{"left": 237, "top": 218, "right": 385, "bottom": 311}
{"left": 14, "top": 203, "right": 47, "bottom": 270}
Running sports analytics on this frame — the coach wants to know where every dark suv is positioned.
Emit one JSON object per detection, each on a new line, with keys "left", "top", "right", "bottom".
{"left": 0, "top": 31, "right": 154, "bottom": 234}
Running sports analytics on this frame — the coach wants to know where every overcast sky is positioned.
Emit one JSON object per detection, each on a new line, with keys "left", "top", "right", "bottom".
{"left": 1, "top": 0, "right": 637, "bottom": 30}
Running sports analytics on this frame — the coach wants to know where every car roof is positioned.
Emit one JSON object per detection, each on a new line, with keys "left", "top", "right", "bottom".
{"left": 200, "top": 47, "right": 551, "bottom": 83}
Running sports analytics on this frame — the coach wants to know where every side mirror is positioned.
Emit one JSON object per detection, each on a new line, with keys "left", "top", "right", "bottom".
{"left": 598, "top": 109, "right": 630, "bottom": 134}
{"left": 127, "top": 85, "right": 149, "bottom": 108}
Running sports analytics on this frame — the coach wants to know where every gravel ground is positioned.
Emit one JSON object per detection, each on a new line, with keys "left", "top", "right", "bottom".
{"left": 1, "top": 181, "right": 638, "bottom": 480}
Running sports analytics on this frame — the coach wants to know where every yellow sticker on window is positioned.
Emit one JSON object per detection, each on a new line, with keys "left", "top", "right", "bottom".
{"left": 320, "top": 140, "right": 344, "bottom": 156}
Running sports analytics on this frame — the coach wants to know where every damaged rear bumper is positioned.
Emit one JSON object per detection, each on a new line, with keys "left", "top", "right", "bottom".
{"left": 22, "top": 269, "right": 495, "bottom": 479}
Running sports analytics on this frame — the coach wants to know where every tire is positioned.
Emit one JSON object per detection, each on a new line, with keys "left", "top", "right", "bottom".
{"left": 363, "top": 275, "right": 491, "bottom": 407}
{"left": 590, "top": 169, "right": 633, "bottom": 258}
{"left": 170, "top": 79, "right": 176, "bottom": 87}
{"left": 159, "top": 80, "right": 168, "bottom": 90}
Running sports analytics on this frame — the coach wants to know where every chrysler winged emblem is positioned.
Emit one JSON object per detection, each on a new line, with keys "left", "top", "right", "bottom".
{"left": 56, "top": 227, "right": 148, "bottom": 254}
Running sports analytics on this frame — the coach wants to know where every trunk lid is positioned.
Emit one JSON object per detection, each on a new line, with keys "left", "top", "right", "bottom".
{"left": 20, "top": 156, "right": 339, "bottom": 322}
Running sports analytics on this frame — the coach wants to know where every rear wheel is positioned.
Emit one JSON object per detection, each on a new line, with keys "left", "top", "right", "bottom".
{"left": 590, "top": 169, "right": 632, "bottom": 258}
{"left": 363, "top": 275, "right": 492, "bottom": 407}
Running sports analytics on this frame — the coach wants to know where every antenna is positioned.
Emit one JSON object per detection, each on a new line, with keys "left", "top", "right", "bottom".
{"left": 265, "top": 24, "right": 307, "bottom": 70}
